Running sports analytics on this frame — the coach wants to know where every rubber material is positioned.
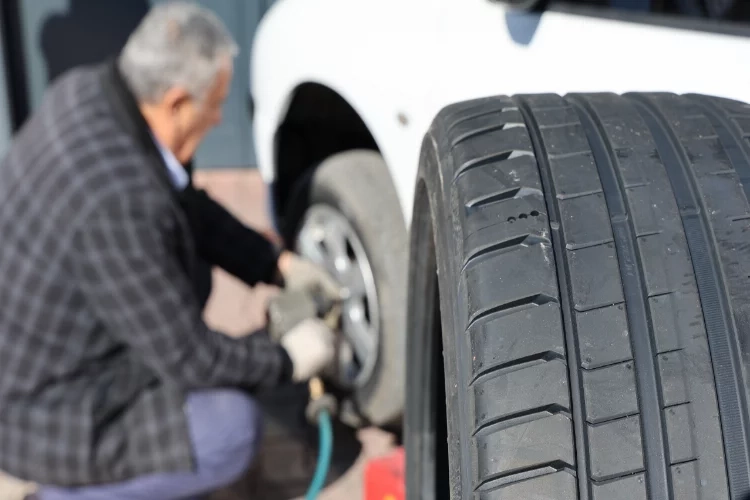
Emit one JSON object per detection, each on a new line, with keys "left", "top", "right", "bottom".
{"left": 502, "top": 0, "right": 546, "bottom": 10}
{"left": 305, "top": 409, "right": 333, "bottom": 500}
{"left": 407, "top": 92, "right": 750, "bottom": 499}
{"left": 287, "top": 150, "right": 408, "bottom": 427}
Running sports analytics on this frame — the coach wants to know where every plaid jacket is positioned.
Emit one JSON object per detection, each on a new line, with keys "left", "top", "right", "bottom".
{"left": 0, "top": 61, "right": 293, "bottom": 486}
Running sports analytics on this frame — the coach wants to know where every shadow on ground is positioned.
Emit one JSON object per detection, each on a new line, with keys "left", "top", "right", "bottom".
{"left": 212, "top": 383, "right": 363, "bottom": 500}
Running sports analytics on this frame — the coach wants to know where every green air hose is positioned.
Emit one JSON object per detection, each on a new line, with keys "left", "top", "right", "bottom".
{"left": 304, "top": 376, "right": 336, "bottom": 500}
{"left": 305, "top": 408, "right": 333, "bottom": 500}
{"left": 266, "top": 289, "right": 341, "bottom": 500}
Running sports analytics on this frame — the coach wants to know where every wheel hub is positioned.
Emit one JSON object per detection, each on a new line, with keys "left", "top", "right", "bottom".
{"left": 295, "top": 204, "right": 380, "bottom": 389}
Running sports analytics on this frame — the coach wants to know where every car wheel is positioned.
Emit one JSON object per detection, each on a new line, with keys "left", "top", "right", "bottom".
{"left": 287, "top": 149, "right": 407, "bottom": 428}
{"left": 407, "top": 92, "right": 750, "bottom": 499}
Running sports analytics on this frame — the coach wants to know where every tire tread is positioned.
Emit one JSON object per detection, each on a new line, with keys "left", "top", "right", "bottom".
{"left": 424, "top": 91, "right": 750, "bottom": 499}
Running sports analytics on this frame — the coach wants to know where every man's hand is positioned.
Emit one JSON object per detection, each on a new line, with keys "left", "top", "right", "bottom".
{"left": 280, "top": 317, "right": 337, "bottom": 382}
{"left": 276, "top": 250, "right": 345, "bottom": 301}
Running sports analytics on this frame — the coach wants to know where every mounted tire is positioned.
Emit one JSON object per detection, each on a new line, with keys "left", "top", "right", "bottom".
{"left": 287, "top": 149, "right": 407, "bottom": 427}
{"left": 406, "top": 92, "right": 750, "bottom": 499}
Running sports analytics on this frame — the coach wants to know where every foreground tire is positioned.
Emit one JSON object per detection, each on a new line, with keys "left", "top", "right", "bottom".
{"left": 504, "top": 0, "right": 546, "bottom": 10}
{"left": 289, "top": 150, "right": 407, "bottom": 427}
{"left": 406, "top": 92, "right": 750, "bottom": 499}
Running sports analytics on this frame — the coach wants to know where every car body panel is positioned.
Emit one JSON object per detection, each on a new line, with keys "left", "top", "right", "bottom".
{"left": 251, "top": 0, "right": 750, "bottom": 226}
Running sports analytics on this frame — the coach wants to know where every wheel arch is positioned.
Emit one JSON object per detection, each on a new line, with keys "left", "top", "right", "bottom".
{"left": 271, "top": 82, "right": 387, "bottom": 236}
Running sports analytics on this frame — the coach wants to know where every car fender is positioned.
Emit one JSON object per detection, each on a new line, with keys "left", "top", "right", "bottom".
{"left": 252, "top": 0, "right": 750, "bottom": 228}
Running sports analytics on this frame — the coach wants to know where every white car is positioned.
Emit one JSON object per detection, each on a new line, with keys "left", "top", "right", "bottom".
{"left": 252, "top": 1, "right": 750, "bottom": 498}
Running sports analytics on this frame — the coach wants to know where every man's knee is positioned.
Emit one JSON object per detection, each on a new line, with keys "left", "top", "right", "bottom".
{"left": 186, "top": 389, "right": 263, "bottom": 486}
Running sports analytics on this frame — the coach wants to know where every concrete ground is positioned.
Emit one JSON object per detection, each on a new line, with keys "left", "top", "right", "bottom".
{"left": 0, "top": 168, "right": 397, "bottom": 500}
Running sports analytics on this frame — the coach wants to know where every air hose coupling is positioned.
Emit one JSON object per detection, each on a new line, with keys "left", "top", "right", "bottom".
{"left": 305, "top": 377, "right": 338, "bottom": 426}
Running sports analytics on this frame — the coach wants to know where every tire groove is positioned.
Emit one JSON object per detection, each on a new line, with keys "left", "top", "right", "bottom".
{"left": 589, "top": 469, "right": 647, "bottom": 486}
{"left": 580, "top": 357, "right": 634, "bottom": 372}
{"left": 569, "top": 94, "right": 673, "bottom": 500}
{"left": 586, "top": 410, "right": 640, "bottom": 427}
{"left": 453, "top": 149, "right": 534, "bottom": 181}
{"left": 557, "top": 188, "right": 603, "bottom": 200}
{"left": 451, "top": 122, "right": 525, "bottom": 148}
{"left": 566, "top": 238, "right": 615, "bottom": 252}
{"left": 469, "top": 350, "right": 566, "bottom": 385}
{"left": 474, "top": 460, "right": 576, "bottom": 492}
{"left": 516, "top": 96, "right": 591, "bottom": 500}
{"left": 466, "top": 293, "right": 558, "bottom": 329}
{"left": 629, "top": 93, "right": 750, "bottom": 500}
{"left": 472, "top": 403, "right": 571, "bottom": 436}
{"left": 465, "top": 186, "right": 521, "bottom": 208}
{"left": 446, "top": 106, "right": 518, "bottom": 133}
{"left": 461, "top": 233, "right": 549, "bottom": 273}
{"left": 574, "top": 300, "right": 625, "bottom": 313}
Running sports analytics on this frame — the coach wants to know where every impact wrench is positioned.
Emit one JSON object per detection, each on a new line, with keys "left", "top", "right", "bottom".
{"left": 266, "top": 286, "right": 343, "bottom": 500}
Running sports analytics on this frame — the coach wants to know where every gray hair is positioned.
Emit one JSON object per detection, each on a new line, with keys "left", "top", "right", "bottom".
{"left": 117, "top": 1, "right": 238, "bottom": 103}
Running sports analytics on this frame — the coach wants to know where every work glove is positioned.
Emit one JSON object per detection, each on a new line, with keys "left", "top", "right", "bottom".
{"left": 280, "top": 317, "right": 337, "bottom": 383}
{"left": 276, "top": 251, "right": 346, "bottom": 301}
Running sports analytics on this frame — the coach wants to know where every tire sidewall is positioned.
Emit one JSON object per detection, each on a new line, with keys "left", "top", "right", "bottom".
{"left": 286, "top": 150, "right": 408, "bottom": 427}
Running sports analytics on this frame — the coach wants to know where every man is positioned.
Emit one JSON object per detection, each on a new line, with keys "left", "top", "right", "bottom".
{"left": 0, "top": 2, "right": 340, "bottom": 498}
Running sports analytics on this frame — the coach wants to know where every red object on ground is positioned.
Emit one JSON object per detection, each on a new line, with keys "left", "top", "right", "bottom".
{"left": 364, "top": 446, "right": 405, "bottom": 500}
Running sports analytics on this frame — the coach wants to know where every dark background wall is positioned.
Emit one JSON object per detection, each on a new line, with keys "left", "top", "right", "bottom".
{"left": 0, "top": 0, "right": 276, "bottom": 169}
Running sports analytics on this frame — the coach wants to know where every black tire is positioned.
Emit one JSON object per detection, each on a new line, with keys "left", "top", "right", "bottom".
{"left": 504, "top": 0, "right": 546, "bottom": 11}
{"left": 406, "top": 92, "right": 750, "bottom": 499}
{"left": 288, "top": 149, "right": 408, "bottom": 427}
{"left": 702, "top": 0, "right": 750, "bottom": 19}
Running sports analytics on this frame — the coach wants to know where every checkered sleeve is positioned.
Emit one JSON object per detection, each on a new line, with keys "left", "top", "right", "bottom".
{"left": 69, "top": 189, "right": 293, "bottom": 391}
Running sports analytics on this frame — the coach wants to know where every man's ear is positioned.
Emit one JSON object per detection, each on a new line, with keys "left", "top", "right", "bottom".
{"left": 162, "top": 86, "right": 192, "bottom": 116}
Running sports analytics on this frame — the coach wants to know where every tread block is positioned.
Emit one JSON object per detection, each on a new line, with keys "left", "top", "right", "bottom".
{"left": 478, "top": 470, "right": 577, "bottom": 500}
{"left": 467, "top": 302, "right": 564, "bottom": 382}
{"left": 684, "top": 137, "right": 734, "bottom": 177}
{"left": 670, "top": 115, "right": 719, "bottom": 141}
{"left": 665, "top": 404, "right": 697, "bottom": 464}
{"left": 459, "top": 243, "right": 558, "bottom": 329}
{"left": 598, "top": 114, "right": 648, "bottom": 149}
{"left": 671, "top": 461, "right": 700, "bottom": 500}
{"left": 627, "top": 184, "right": 674, "bottom": 237}
{"left": 637, "top": 233, "right": 695, "bottom": 297}
{"left": 649, "top": 291, "right": 703, "bottom": 354}
{"left": 541, "top": 123, "right": 591, "bottom": 157}
{"left": 441, "top": 97, "right": 514, "bottom": 128}
{"left": 731, "top": 116, "right": 750, "bottom": 135}
{"left": 460, "top": 188, "right": 547, "bottom": 240}
{"left": 472, "top": 414, "right": 574, "bottom": 487}
{"left": 576, "top": 303, "right": 632, "bottom": 369}
{"left": 657, "top": 351, "right": 690, "bottom": 407}
{"left": 471, "top": 360, "right": 570, "bottom": 432}
{"left": 449, "top": 109, "right": 525, "bottom": 147}
{"left": 534, "top": 106, "right": 581, "bottom": 128}
{"left": 700, "top": 167, "right": 749, "bottom": 215}
{"left": 456, "top": 155, "right": 541, "bottom": 210}
{"left": 568, "top": 243, "right": 624, "bottom": 311}
{"left": 521, "top": 93, "right": 568, "bottom": 109}
{"left": 452, "top": 127, "right": 533, "bottom": 178}
{"left": 461, "top": 221, "right": 550, "bottom": 269}
{"left": 559, "top": 193, "right": 613, "bottom": 249}
{"left": 591, "top": 473, "right": 647, "bottom": 500}
{"left": 582, "top": 361, "right": 638, "bottom": 424}
{"left": 617, "top": 146, "right": 663, "bottom": 189}
{"left": 587, "top": 415, "right": 644, "bottom": 481}
{"left": 548, "top": 152, "right": 602, "bottom": 198}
